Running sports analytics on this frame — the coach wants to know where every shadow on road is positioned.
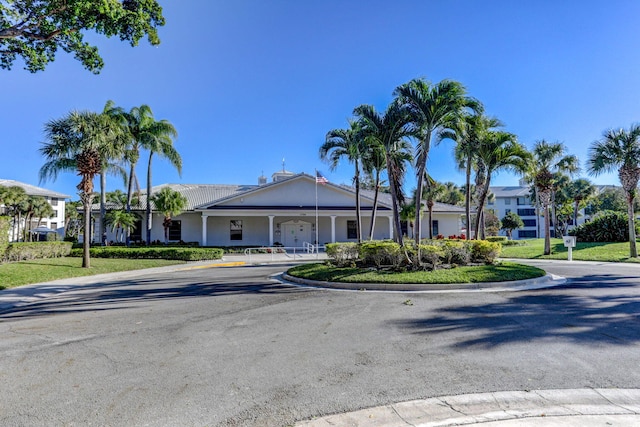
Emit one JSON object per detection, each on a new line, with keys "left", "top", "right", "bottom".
{"left": 395, "top": 274, "right": 640, "bottom": 348}
{"left": 0, "top": 275, "right": 304, "bottom": 320}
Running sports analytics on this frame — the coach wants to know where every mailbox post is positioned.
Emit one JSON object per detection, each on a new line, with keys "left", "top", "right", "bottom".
{"left": 563, "top": 236, "right": 576, "bottom": 261}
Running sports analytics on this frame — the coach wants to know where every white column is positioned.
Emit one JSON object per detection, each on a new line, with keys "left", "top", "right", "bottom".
{"left": 201, "top": 215, "right": 208, "bottom": 246}
{"left": 268, "top": 215, "right": 275, "bottom": 246}
{"left": 330, "top": 215, "right": 336, "bottom": 243}
{"left": 388, "top": 215, "right": 394, "bottom": 240}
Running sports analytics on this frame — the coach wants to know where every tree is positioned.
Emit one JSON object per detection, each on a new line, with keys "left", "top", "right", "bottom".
{"left": 23, "top": 196, "right": 54, "bottom": 241}
{"left": 1, "top": 185, "right": 27, "bottom": 241}
{"left": 501, "top": 212, "right": 524, "bottom": 239}
{"left": 421, "top": 176, "right": 445, "bottom": 239}
{"left": 587, "top": 187, "right": 627, "bottom": 214}
{"left": 354, "top": 101, "right": 413, "bottom": 245}
{"left": 64, "top": 200, "right": 82, "bottom": 240}
{"left": 566, "top": 178, "right": 595, "bottom": 229}
{"left": 0, "top": 1, "right": 165, "bottom": 73}
{"left": 361, "top": 136, "right": 388, "bottom": 240}
{"left": 320, "top": 120, "right": 365, "bottom": 242}
{"left": 530, "top": 140, "right": 579, "bottom": 255}
{"left": 150, "top": 187, "right": 187, "bottom": 244}
{"left": 40, "top": 110, "right": 122, "bottom": 268}
{"left": 587, "top": 125, "right": 640, "bottom": 257}
{"left": 105, "top": 210, "right": 138, "bottom": 243}
{"left": 395, "top": 78, "right": 480, "bottom": 244}
{"left": 474, "top": 131, "right": 530, "bottom": 240}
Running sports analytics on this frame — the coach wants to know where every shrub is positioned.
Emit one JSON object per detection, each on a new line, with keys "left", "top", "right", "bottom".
{"left": 569, "top": 211, "right": 638, "bottom": 242}
{"left": 417, "top": 244, "right": 444, "bottom": 270}
{"left": 69, "top": 247, "right": 223, "bottom": 261}
{"left": 486, "top": 236, "right": 508, "bottom": 243}
{"left": 358, "top": 241, "right": 401, "bottom": 268}
{"left": 4, "top": 242, "right": 73, "bottom": 262}
{"left": 0, "top": 216, "right": 9, "bottom": 259}
{"left": 470, "top": 240, "right": 501, "bottom": 264}
{"left": 325, "top": 242, "right": 359, "bottom": 267}
{"left": 441, "top": 240, "right": 471, "bottom": 266}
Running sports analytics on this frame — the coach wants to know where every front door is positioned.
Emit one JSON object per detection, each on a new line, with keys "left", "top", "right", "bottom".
{"left": 282, "top": 220, "right": 312, "bottom": 248}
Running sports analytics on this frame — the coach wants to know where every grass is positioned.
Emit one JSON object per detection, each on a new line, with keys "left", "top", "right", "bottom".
{"left": 500, "top": 238, "right": 640, "bottom": 263}
{"left": 0, "top": 257, "right": 185, "bottom": 290}
{"left": 287, "top": 261, "right": 546, "bottom": 285}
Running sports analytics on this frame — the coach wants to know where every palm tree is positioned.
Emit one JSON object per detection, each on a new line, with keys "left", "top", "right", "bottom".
{"left": 361, "top": 137, "right": 387, "bottom": 240}
{"left": 567, "top": 178, "right": 595, "bottom": 228}
{"left": 353, "top": 101, "right": 413, "bottom": 244}
{"left": 320, "top": 119, "right": 365, "bottom": 242}
{"left": 2, "top": 186, "right": 27, "bottom": 241}
{"left": 40, "top": 110, "right": 122, "bottom": 268}
{"left": 474, "top": 131, "right": 531, "bottom": 240}
{"left": 587, "top": 125, "right": 640, "bottom": 257}
{"left": 530, "top": 140, "right": 579, "bottom": 255}
{"left": 395, "top": 78, "right": 480, "bottom": 244}
{"left": 105, "top": 210, "right": 138, "bottom": 243}
{"left": 150, "top": 187, "right": 187, "bottom": 244}
{"left": 421, "top": 175, "right": 445, "bottom": 239}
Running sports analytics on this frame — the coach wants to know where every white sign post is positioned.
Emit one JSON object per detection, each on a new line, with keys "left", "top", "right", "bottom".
{"left": 563, "top": 236, "right": 576, "bottom": 261}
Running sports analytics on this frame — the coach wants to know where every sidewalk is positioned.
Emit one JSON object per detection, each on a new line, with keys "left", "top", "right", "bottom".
{"left": 296, "top": 388, "right": 640, "bottom": 426}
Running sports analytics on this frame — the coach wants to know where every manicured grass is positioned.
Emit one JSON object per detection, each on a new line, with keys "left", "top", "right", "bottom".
{"left": 0, "top": 257, "right": 185, "bottom": 290}
{"left": 500, "top": 238, "right": 640, "bottom": 263}
{"left": 288, "top": 262, "right": 545, "bottom": 285}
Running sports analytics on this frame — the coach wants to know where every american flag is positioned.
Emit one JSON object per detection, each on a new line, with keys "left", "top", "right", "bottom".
{"left": 316, "top": 171, "right": 329, "bottom": 185}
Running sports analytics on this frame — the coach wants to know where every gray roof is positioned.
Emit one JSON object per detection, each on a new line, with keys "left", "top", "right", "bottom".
{"left": 0, "top": 179, "right": 70, "bottom": 199}
{"left": 490, "top": 186, "right": 532, "bottom": 198}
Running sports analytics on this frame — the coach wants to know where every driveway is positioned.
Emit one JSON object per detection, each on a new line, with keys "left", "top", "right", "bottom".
{"left": 1, "top": 261, "right": 640, "bottom": 426}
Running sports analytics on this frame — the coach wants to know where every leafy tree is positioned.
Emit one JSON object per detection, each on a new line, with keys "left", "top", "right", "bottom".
{"left": 320, "top": 119, "right": 365, "bottom": 242}
{"left": 0, "top": 0, "right": 165, "bottom": 73}
{"left": 22, "top": 196, "right": 54, "bottom": 241}
{"left": 40, "top": 110, "right": 122, "bottom": 267}
{"left": 530, "top": 140, "right": 579, "bottom": 255}
{"left": 1, "top": 185, "right": 27, "bottom": 241}
{"left": 484, "top": 210, "right": 501, "bottom": 236}
{"left": 501, "top": 212, "right": 524, "bottom": 239}
{"left": 587, "top": 125, "right": 640, "bottom": 257}
{"left": 566, "top": 178, "right": 595, "bottom": 229}
{"left": 150, "top": 187, "right": 187, "bottom": 244}
{"left": 64, "top": 200, "right": 82, "bottom": 239}
{"left": 354, "top": 101, "right": 413, "bottom": 245}
{"left": 587, "top": 186, "right": 627, "bottom": 214}
{"left": 395, "top": 78, "right": 480, "bottom": 244}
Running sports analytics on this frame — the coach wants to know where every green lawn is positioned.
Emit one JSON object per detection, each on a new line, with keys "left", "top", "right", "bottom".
{"left": 500, "top": 238, "right": 640, "bottom": 263}
{"left": 288, "top": 261, "right": 546, "bottom": 285}
{"left": 0, "top": 257, "right": 185, "bottom": 290}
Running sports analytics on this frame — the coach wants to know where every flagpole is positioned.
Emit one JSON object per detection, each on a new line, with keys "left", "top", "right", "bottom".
{"left": 315, "top": 169, "right": 319, "bottom": 258}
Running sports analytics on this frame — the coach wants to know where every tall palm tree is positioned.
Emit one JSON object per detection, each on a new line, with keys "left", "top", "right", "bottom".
{"left": 320, "top": 119, "right": 365, "bottom": 242}
{"left": 420, "top": 175, "right": 445, "bottom": 239}
{"left": 2, "top": 186, "right": 27, "bottom": 241}
{"left": 105, "top": 210, "right": 138, "bottom": 243}
{"left": 567, "top": 178, "right": 595, "bottom": 228}
{"left": 354, "top": 101, "right": 413, "bottom": 244}
{"left": 361, "top": 137, "right": 387, "bottom": 240}
{"left": 40, "top": 110, "right": 122, "bottom": 268}
{"left": 150, "top": 187, "right": 187, "bottom": 244}
{"left": 587, "top": 125, "right": 640, "bottom": 257}
{"left": 530, "top": 140, "right": 579, "bottom": 255}
{"left": 395, "top": 78, "right": 480, "bottom": 244}
{"left": 474, "top": 131, "right": 531, "bottom": 239}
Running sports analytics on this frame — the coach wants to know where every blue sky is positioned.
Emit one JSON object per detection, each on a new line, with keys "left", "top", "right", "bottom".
{"left": 3, "top": 0, "right": 640, "bottom": 199}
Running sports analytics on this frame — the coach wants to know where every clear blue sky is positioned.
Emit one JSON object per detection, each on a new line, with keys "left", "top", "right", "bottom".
{"left": 3, "top": 0, "right": 640, "bottom": 199}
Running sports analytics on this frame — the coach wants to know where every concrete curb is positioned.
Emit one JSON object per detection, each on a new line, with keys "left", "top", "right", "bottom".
{"left": 282, "top": 272, "right": 566, "bottom": 292}
{"left": 296, "top": 388, "right": 640, "bottom": 426}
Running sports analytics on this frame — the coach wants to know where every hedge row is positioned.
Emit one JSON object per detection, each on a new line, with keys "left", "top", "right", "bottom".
{"left": 3, "top": 242, "right": 73, "bottom": 262}
{"left": 326, "top": 239, "right": 501, "bottom": 270}
{"left": 569, "top": 211, "right": 639, "bottom": 242}
{"left": 69, "top": 247, "right": 224, "bottom": 261}
{"left": 0, "top": 216, "right": 9, "bottom": 258}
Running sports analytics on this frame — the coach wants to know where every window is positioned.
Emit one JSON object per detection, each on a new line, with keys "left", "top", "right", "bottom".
{"left": 432, "top": 220, "right": 439, "bottom": 237}
{"left": 51, "top": 210, "right": 58, "bottom": 219}
{"left": 130, "top": 218, "right": 143, "bottom": 242}
{"left": 347, "top": 220, "right": 357, "bottom": 239}
{"left": 169, "top": 220, "right": 182, "bottom": 241}
{"left": 517, "top": 208, "right": 536, "bottom": 216}
{"left": 517, "top": 197, "right": 530, "bottom": 205}
{"left": 504, "top": 199, "right": 511, "bottom": 205}
{"left": 523, "top": 219, "right": 536, "bottom": 227}
{"left": 50, "top": 222, "right": 58, "bottom": 230}
{"left": 50, "top": 198, "right": 58, "bottom": 207}
{"left": 230, "top": 220, "right": 243, "bottom": 241}
{"left": 518, "top": 230, "right": 537, "bottom": 238}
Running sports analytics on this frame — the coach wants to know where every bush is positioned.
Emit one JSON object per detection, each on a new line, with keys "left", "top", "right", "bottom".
{"left": 358, "top": 241, "right": 402, "bottom": 268}
{"left": 441, "top": 240, "right": 471, "bottom": 266}
{"left": 325, "top": 242, "right": 359, "bottom": 267}
{"left": 569, "top": 211, "right": 638, "bottom": 242}
{"left": 486, "top": 236, "right": 508, "bottom": 243}
{"left": 4, "top": 242, "right": 73, "bottom": 262}
{"left": 416, "top": 244, "right": 444, "bottom": 270}
{"left": 69, "top": 246, "right": 224, "bottom": 261}
{"left": 0, "top": 216, "right": 9, "bottom": 258}
{"left": 470, "top": 240, "right": 501, "bottom": 264}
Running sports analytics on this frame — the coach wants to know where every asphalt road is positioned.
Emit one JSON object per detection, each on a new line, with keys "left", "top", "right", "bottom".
{"left": 1, "top": 260, "right": 640, "bottom": 426}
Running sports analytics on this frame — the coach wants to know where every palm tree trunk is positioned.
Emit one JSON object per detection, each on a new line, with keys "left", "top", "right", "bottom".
{"left": 428, "top": 205, "right": 433, "bottom": 239}
{"left": 414, "top": 162, "right": 426, "bottom": 245}
{"left": 386, "top": 156, "right": 404, "bottom": 245}
{"left": 99, "top": 171, "right": 106, "bottom": 245}
{"left": 82, "top": 198, "right": 92, "bottom": 268}
{"left": 126, "top": 165, "right": 135, "bottom": 246}
{"left": 354, "top": 163, "right": 362, "bottom": 243}
{"left": 551, "top": 189, "right": 557, "bottom": 238}
{"left": 474, "top": 178, "right": 492, "bottom": 241}
{"left": 368, "top": 171, "right": 381, "bottom": 240}
{"left": 627, "top": 193, "right": 638, "bottom": 257}
{"left": 146, "top": 153, "right": 154, "bottom": 245}
{"left": 464, "top": 158, "right": 471, "bottom": 240}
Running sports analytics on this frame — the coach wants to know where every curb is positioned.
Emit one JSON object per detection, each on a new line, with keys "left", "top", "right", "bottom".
{"left": 282, "top": 272, "right": 566, "bottom": 292}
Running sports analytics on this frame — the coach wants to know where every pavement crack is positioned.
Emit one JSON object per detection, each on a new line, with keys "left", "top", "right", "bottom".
{"left": 437, "top": 397, "right": 468, "bottom": 417}
{"left": 593, "top": 388, "right": 639, "bottom": 414}
{"left": 390, "top": 404, "right": 416, "bottom": 426}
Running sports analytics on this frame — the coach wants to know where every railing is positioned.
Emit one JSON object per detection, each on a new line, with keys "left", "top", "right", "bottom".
{"left": 243, "top": 244, "right": 324, "bottom": 263}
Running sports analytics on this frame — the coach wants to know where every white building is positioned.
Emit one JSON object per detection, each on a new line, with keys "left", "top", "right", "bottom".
{"left": 95, "top": 172, "right": 466, "bottom": 246}
{"left": 0, "top": 179, "right": 70, "bottom": 240}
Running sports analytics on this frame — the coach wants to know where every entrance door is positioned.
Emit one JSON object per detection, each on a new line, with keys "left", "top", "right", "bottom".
{"left": 282, "top": 220, "right": 312, "bottom": 248}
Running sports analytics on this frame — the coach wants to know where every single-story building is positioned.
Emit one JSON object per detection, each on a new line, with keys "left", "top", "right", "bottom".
{"left": 95, "top": 171, "right": 466, "bottom": 247}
